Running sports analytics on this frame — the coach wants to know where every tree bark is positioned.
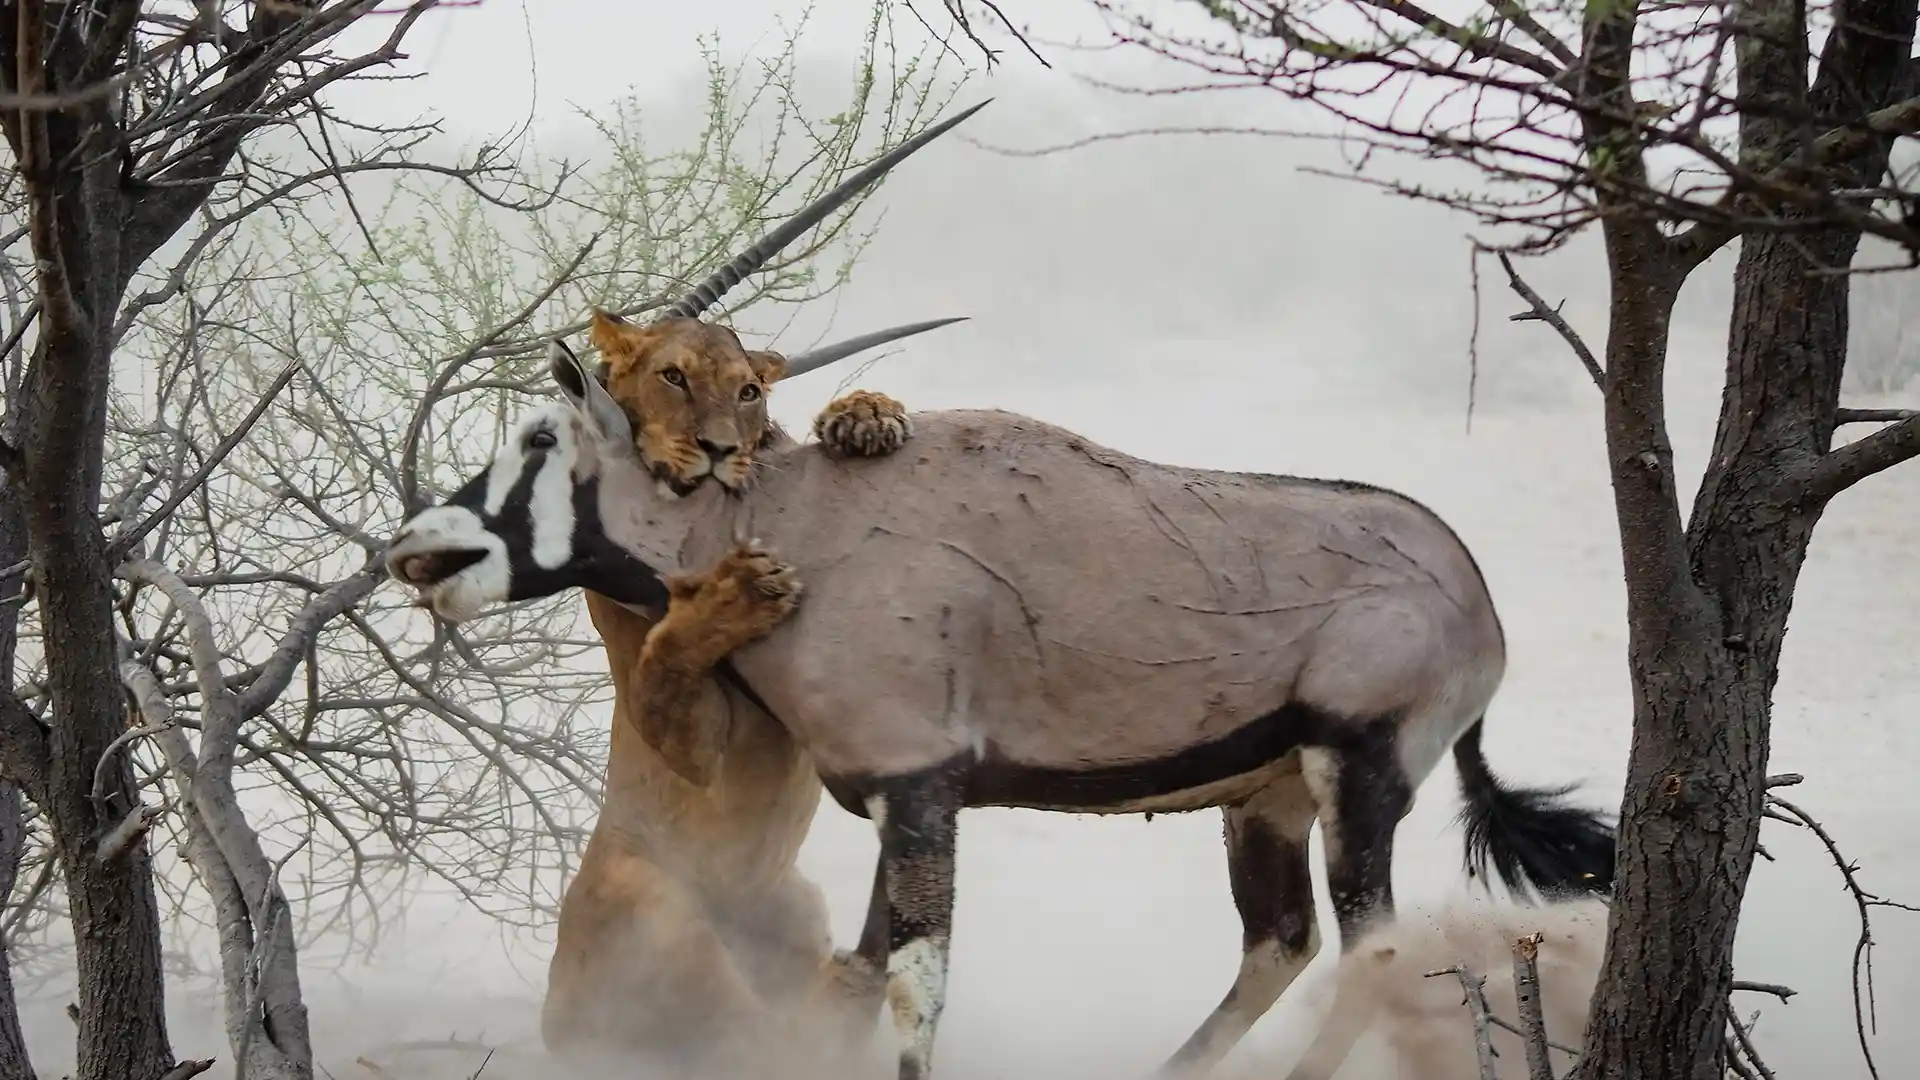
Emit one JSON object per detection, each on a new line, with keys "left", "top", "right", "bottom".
{"left": 5, "top": 47, "right": 178, "bottom": 1080}
{"left": 0, "top": 780, "right": 34, "bottom": 1080}
{"left": 1572, "top": 0, "right": 1915, "bottom": 1071}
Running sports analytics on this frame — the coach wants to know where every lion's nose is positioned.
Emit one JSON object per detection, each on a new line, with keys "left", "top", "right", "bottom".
{"left": 697, "top": 437, "right": 738, "bottom": 459}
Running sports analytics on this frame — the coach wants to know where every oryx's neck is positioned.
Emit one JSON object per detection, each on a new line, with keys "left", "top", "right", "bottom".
{"left": 597, "top": 463, "right": 760, "bottom": 580}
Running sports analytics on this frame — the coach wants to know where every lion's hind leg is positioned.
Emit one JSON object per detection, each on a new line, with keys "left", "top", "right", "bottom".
{"left": 542, "top": 848, "right": 772, "bottom": 1068}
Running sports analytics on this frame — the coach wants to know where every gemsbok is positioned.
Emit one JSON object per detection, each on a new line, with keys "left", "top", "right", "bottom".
{"left": 387, "top": 223, "right": 1614, "bottom": 1080}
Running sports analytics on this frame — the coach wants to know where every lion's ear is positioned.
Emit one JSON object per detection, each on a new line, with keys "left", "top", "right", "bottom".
{"left": 745, "top": 349, "right": 788, "bottom": 384}
{"left": 589, "top": 308, "right": 652, "bottom": 363}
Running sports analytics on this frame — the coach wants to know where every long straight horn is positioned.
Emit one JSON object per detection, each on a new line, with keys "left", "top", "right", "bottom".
{"left": 781, "top": 317, "right": 969, "bottom": 379}
{"left": 663, "top": 100, "right": 991, "bottom": 321}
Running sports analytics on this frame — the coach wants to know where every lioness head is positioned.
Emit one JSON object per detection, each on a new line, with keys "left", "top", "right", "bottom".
{"left": 589, "top": 309, "right": 788, "bottom": 496}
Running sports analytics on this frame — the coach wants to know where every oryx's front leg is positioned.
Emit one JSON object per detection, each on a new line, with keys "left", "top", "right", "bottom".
{"left": 861, "top": 771, "right": 963, "bottom": 1080}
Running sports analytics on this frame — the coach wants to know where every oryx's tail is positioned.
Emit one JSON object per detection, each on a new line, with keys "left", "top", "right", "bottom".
{"left": 1451, "top": 718, "right": 1617, "bottom": 902}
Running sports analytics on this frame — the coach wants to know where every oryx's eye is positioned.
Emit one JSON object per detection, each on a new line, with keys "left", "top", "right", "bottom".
{"left": 738, "top": 384, "right": 762, "bottom": 403}
{"left": 661, "top": 368, "right": 686, "bottom": 388}
{"left": 527, "top": 429, "right": 558, "bottom": 450}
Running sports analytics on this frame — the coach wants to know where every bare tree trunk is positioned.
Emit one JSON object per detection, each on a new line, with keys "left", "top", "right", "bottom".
{"left": 0, "top": 409, "right": 37, "bottom": 1080}
{"left": 0, "top": 781, "right": 33, "bottom": 1080}
{"left": 1573, "top": 0, "right": 1914, "bottom": 1072}
{"left": 11, "top": 107, "right": 177, "bottom": 1080}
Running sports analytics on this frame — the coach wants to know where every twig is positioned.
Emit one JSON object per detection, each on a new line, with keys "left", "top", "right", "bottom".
{"left": 1727, "top": 1011, "right": 1779, "bottom": 1080}
{"left": 1493, "top": 252, "right": 1606, "bottom": 392}
{"left": 1765, "top": 793, "right": 1919, "bottom": 1080}
{"left": 1426, "top": 965, "right": 1500, "bottom": 1080}
{"left": 156, "top": 1060, "right": 216, "bottom": 1080}
{"left": 1485, "top": 1012, "right": 1584, "bottom": 1057}
{"left": 1837, "top": 408, "right": 1915, "bottom": 425}
{"left": 1730, "top": 981, "right": 1798, "bottom": 1002}
{"left": 93, "top": 713, "right": 178, "bottom": 808}
{"left": 110, "top": 356, "right": 304, "bottom": 560}
{"left": 95, "top": 801, "right": 168, "bottom": 865}
{"left": 1510, "top": 933, "right": 1555, "bottom": 1080}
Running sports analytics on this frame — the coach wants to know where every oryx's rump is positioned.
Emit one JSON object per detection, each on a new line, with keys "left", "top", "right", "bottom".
{"left": 601, "top": 409, "right": 1508, "bottom": 806}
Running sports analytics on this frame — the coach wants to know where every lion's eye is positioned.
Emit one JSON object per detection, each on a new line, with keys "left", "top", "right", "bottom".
{"left": 661, "top": 368, "right": 686, "bottom": 388}
{"left": 527, "top": 429, "right": 558, "bottom": 450}
{"left": 738, "top": 384, "right": 762, "bottom": 403}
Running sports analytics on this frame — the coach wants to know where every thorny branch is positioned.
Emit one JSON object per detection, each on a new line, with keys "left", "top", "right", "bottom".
{"left": 1491, "top": 251, "right": 1605, "bottom": 391}
{"left": 1426, "top": 772, "right": 1908, "bottom": 1080}
{"left": 1491, "top": 256, "right": 1917, "bottom": 486}
{"left": 1764, "top": 792, "right": 1919, "bottom": 1080}
{"left": 1426, "top": 964, "right": 1501, "bottom": 1080}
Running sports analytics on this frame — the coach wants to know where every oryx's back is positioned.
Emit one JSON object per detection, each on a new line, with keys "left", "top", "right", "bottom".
{"left": 735, "top": 409, "right": 1507, "bottom": 789}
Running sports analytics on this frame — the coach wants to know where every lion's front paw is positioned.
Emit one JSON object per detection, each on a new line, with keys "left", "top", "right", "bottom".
{"left": 813, "top": 389, "right": 912, "bottom": 458}
{"left": 699, "top": 542, "right": 803, "bottom": 640}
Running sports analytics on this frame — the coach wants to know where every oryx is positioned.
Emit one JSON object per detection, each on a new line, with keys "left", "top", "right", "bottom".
{"left": 384, "top": 341, "right": 1616, "bottom": 1080}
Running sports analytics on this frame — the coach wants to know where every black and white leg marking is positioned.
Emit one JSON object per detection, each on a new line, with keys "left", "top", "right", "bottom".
{"left": 1159, "top": 773, "right": 1322, "bottom": 1078}
{"left": 1277, "top": 735, "right": 1416, "bottom": 1080}
{"left": 862, "top": 770, "right": 963, "bottom": 1080}
{"left": 1306, "top": 733, "right": 1414, "bottom": 946}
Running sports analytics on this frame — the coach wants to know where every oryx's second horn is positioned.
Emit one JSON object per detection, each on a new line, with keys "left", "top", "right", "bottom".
{"left": 782, "top": 317, "right": 969, "bottom": 379}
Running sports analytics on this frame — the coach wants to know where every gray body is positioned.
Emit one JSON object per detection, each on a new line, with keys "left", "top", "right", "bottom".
{"left": 616, "top": 409, "right": 1505, "bottom": 804}
{"left": 386, "top": 350, "right": 1616, "bottom": 1080}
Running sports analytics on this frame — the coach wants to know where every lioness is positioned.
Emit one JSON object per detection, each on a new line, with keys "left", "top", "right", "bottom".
{"left": 541, "top": 309, "right": 909, "bottom": 1070}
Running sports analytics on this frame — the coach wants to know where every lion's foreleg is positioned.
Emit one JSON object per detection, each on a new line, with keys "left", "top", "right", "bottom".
{"left": 630, "top": 544, "right": 803, "bottom": 786}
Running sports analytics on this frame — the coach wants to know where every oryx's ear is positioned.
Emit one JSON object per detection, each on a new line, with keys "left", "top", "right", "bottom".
{"left": 550, "top": 338, "right": 633, "bottom": 447}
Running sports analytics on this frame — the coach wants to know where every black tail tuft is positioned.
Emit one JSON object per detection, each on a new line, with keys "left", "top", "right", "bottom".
{"left": 1452, "top": 718, "right": 1617, "bottom": 903}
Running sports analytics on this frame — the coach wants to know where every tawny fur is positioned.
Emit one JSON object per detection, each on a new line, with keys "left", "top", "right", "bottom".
{"left": 590, "top": 307, "right": 911, "bottom": 785}
{"left": 812, "top": 388, "right": 913, "bottom": 458}
{"left": 589, "top": 310, "right": 913, "bottom": 495}
{"left": 1280, "top": 898, "right": 1606, "bottom": 1080}
{"left": 541, "top": 592, "right": 830, "bottom": 1071}
{"left": 631, "top": 544, "right": 804, "bottom": 787}
{"left": 543, "top": 321, "right": 913, "bottom": 1067}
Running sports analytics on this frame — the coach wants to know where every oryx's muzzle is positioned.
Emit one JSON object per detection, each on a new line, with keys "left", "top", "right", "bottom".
{"left": 384, "top": 506, "right": 512, "bottom": 623}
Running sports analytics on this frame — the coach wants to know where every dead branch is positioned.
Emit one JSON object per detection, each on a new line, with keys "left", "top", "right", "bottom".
{"left": 1730, "top": 981, "right": 1798, "bottom": 1002}
{"left": 1726, "top": 1011, "right": 1779, "bottom": 1080}
{"left": 93, "top": 713, "right": 178, "bottom": 809}
{"left": 1836, "top": 409, "right": 1917, "bottom": 425}
{"left": 1764, "top": 793, "right": 1919, "bottom": 1080}
{"left": 1510, "top": 933, "right": 1555, "bottom": 1080}
{"left": 95, "top": 803, "right": 167, "bottom": 865}
{"left": 156, "top": 1060, "right": 215, "bottom": 1080}
{"left": 1425, "top": 965, "right": 1500, "bottom": 1080}
{"left": 1494, "top": 252, "right": 1605, "bottom": 391}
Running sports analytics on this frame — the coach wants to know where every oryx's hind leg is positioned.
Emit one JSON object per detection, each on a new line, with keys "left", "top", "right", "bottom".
{"left": 858, "top": 770, "right": 963, "bottom": 1080}
{"left": 1274, "top": 740, "right": 1417, "bottom": 1080}
{"left": 1157, "top": 770, "right": 1322, "bottom": 1079}
{"left": 1302, "top": 737, "right": 1414, "bottom": 946}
